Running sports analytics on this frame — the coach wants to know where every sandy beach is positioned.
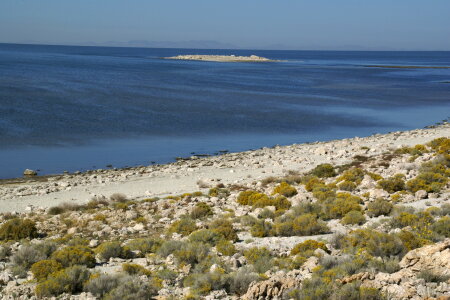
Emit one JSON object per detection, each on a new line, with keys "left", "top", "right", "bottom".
{"left": 1, "top": 124, "right": 448, "bottom": 213}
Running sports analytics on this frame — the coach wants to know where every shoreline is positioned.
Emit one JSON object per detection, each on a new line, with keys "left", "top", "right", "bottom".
{"left": 0, "top": 123, "right": 448, "bottom": 212}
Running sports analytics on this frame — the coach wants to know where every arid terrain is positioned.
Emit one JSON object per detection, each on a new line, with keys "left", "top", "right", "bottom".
{"left": 0, "top": 124, "right": 449, "bottom": 299}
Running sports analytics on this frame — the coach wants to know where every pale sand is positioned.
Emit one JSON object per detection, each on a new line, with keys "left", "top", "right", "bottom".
{"left": 0, "top": 125, "right": 448, "bottom": 213}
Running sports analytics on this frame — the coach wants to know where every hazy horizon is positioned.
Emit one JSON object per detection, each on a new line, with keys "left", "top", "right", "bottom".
{"left": 1, "top": 0, "right": 450, "bottom": 51}
{"left": 2, "top": 41, "right": 450, "bottom": 52}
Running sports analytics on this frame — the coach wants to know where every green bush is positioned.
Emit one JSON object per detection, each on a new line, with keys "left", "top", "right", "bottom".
{"left": 273, "top": 213, "right": 329, "bottom": 237}
{"left": 431, "top": 216, "right": 450, "bottom": 238}
{"left": 155, "top": 268, "right": 177, "bottom": 281}
{"left": 67, "top": 237, "right": 90, "bottom": 247}
{"left": 396, "top": 230, "right": 429, "bottom": 251}
{"left": 312, "top": 184, "right": 336, "bottom": 202}
{"left": 122, "top": 263, "right": 152, "bottom": 276}
{"left": 84, "top": 274, "right": 122, "bottom": 297}
{"left": 35, "top": 265, "right": 90, "bottom": 297}
{"left": 390, "top": 211, "right": 433, "bottom": 230}
{"left": 33, "top": 241, "right": 58, "bottom": 257}
{"left": 378, "top": 174, "right": 406, "bottom": 193}
{"left": 183, "top": 270, "right": 229, "bottom": 295}
{"left": 368, "top": 257, "right": 400, "bottom": 274}
{"left": 173, "top": 242, "right": 210, "bottom": 266}
{"left": 157, "top": 240, "right": 184, "bottom": 257}
{"left": 244, "top": 247, "right": 271, "bottom": 264}
{"left": 237, "top": 190, "right": 268, "bottom": 205}
{"left": 417, "top": 269, "right": 450, "bottom": 283}
{"left": 324, "top": 193, "right": 362, "bottom": 219}
{"left": 272, "top": 182, "right": 297, "bottom": 197}
{"left": 0, "top": 218, "right": 38, "bottom": 241}
{"left": 228, "top": 267, "right": 260, "bottom": 295}
{"left": 52, "top": 245, "right": 96, "bottom": 268}
{"left": 250, "top": 220, "right": 272, "bottom": 237}
{"left": 190, "top": 202, "right": 213, "bottom": 219}
{"left": 208, "top": 188, "right": 219, "bottom": 197}
{"left": 31, "top": 259, "right": 63, "bottom": 282}
{"left": 367, "top": 172, "right": 383, "bottom": 181}
{"left": 406, "top": 172, "right": 447, "bottom": 193}
{"left": 427, "top": 137, "right": 450, "bottom": 154}
{"left": 237, "top": 190, "right": 292, "bottom": 210}
{"left": 239, "top": 215, "right": 258, "bottom": 227}
{"left": 290, "top": 240, "right": 328, "bottom": 256}
{"left": 126, "top": 238, "right": 162, "bottom": 256}
{"left": 96, "top": 241, "right": 132, "bottom": 261}
{"left": 258, "top": 208, "right": 275, "bottom": 220}
{"left": 304, "top": 176, "right": 325, "bottom": 192}
{"left": 419, "top": 159, "right": 450, "bottom": 176}
{"left": 337, "top": 180, "right": 357, "bottom": 191}
{"left": 272, "top": 195, "right": 292, "bottom": 210}
{"left": 189, "top": 229, "right": 223, "bottom": 246}
{"left": 341, "top": 211, "right": 366, "bottom": 225}
{"left": 289, "top": 277, "right": 385, "bottom": 300}
{"left": 303, "top": 215, "right": 329, "bottom": 236}
{"left": 109, "top": 193, "right": 128, "bottom": 202}
{"left": 11, "top": 245, "right": 47, "bottom": 277}
{"left": 310, "top": 163, "right": 336, "bottom": 178}
{"left": 244, "top": 247, "right": 274, "bottom": 273}
{"left": 48, "top": 206, "right": 66, "bottom": 215}
{"left": 440, "top": 203, "right": 450, "bottom": 216}
{"left": 216, "top": 239, "right": 237, "bottom": 256}
{"left": 103, "top": 276, "right": 159, "bottom": 300}
{"left": 0, "top": 244, "right": 11, "bottom": 261}
{"left": 335, "top": 283, "right": 385, "bottom": 300}
{"left": 337, "top": 168, "right": 366, "bottom": 185}
{"left": 249, "top": 194, "right": 292, "bottom": 211}
{"left": 403, "top": 154, "right": 449, "bottom": 193}
{"left": 208, "top": 187, "right": 229, "bottom": 198}
{"left": 395, "top": 145, "right": 428, "bottom": 156}
{"left": 209, "top": 218, "right": 238, "bottom": 241}
{"left": 288, "top": 276, "right": 331, "bottom": 299}
{"left": 391, "top": 212, "right": 418, "bottom": 228}
{"left": 367, "top": 198, "right": 393, "bottom": 217}
{"left": 167, "top": 218, "right": 198, "bottom": 236}
{"left": 343, "top": 229, "right": 406, "bottom": 258}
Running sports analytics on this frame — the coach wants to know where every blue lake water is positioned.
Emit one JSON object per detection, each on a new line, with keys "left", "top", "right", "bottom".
{"left": 0, "top": 43, "right": 449, "bottom": 178}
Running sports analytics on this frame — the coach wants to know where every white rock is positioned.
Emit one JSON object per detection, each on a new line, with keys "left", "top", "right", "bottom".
{"left": 89, "top": 239, "right": 99, "bottom": 248}
{"left": 415, "top": 190, "right": 428, "bottom": 200}
{"left": 370, "top": 189, "right": 389, "bottom": 199}
{"left": 0, "top": 271, "right": 13, "bottom": 284}
{"left": 133, "top": 223, "right": 145, "bottom": 231}
{"left": 67, "top": 227, "right": 77, "bottom": 234}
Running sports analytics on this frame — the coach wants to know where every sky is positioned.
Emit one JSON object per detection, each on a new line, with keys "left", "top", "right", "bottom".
{"left": 1, "top": 0, "right": 449, "bottom": 50}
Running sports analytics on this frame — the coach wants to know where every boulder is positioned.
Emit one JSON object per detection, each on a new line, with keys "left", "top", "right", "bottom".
{"left": 399, "top": 239, "right": 450, "bottom": 275}
{"left": 243, "top": 256, "right": 318, "bottom": 299}
{"left": 340, "top": 239, "right": 450, "bottom": 299}
{"left": 23, "top": 169, "right": 37, "bottom": 176}
{"left": 243, "top": 271, "right": 302, "bottom": 300}
{"left": 415, "top": 190, "right": 428, "bottom": 200}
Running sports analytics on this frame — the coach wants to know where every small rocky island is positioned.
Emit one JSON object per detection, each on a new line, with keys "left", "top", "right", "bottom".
{"left": 164, "top": 54, "right": 278, "bottom": 62}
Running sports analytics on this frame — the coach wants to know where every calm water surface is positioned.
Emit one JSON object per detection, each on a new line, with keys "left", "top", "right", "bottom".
{"left": 0, "top": 44, "right": 449, "bottom": 178}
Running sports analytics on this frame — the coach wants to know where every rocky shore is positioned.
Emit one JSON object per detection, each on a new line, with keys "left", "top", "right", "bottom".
{"left": 0, "top": 125, "right": 448, "bottom": 299}
{"left": 164, "top": 55, "right": 278, "bottom": 62}
{"left": 1, "top": 124, "right": 448, "bottom": 213}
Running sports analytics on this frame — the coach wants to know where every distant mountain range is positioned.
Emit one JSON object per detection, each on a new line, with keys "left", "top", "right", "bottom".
{"left": 5, "top": 40, "right": 408, "bottom": 51}
{"left": 84, "top": 40, "right": 239, "bottom": 49}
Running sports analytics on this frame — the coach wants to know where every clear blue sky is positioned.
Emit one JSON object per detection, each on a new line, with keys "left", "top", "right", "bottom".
{"left": 1, "top": 0, "right": 449, "bottom": 50}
